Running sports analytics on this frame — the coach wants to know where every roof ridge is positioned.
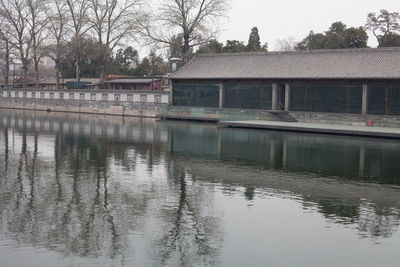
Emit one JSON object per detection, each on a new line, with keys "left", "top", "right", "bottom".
{"left": 196, "top": 47, "right": 400, "bottom": 57}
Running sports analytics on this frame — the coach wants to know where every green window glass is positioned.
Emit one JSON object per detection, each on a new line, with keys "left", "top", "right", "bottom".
{"left": 290, "top": 84, "right": 362, "bottom": 114}
{"left": 368, "top": 85, "right": 400, "bottom": 115}
{"left": 173, "top": 83, "right": 219, "bottom": 107}
{"left": 223, "top": 83, "right": 272, "bottom": 110}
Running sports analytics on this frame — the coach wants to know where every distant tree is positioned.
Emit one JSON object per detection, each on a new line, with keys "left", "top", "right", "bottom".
{"left": 27, "top": 0, "right": 49, "bottom": 88}
{"left": 223, "top": 40, "right": 247, "bottom": 53}
{"left": 148, "top": 50, "right": 166, "bottom": 76}
{"left": 261, "top": 42, "right": 268, "bottom": 51}
{"left": 379, "top": 32, "right": 400, "bottom": 47}
{"left": 45, "top": 0, "right": 70, "bottom": 89}
{"left": 66, "top": 0, "right": 91, "bottom": 82}
{"left": 329, "top": 21, "right": 347, "bottom": 35}
{"left": 275, "top": 37, "right": 297, "bottom": 51}
{"left": 135, "top": 57, "right": 150, "bottom": 76}
{"left": 115, "top": 46, "right": 139, "bottom": 68}
{"left": 296, "top": 31, "right": 327, "bottom": 50}
{"left": 88, "top": 0, "right": 141, "bottom": 87}
{"left": 247, "top": 27, "right": 261, "bottom": 51}
{"left": 0, "top": 18, "right": 14, "bottom": 86}
{"left": 366, "top": 9, "right": 400, "bottom": 46}
{"left": 297, "top": 22, "right": 369, "bottom": 50}
{"left": 136, "top": 0, "right": 230, "bottom": 64}
{"left": 168, "top": 34, "right": 183, "bottom": 58}
{"left": 60, "top": 37, "right": 105, "bottom": 78}
{"left": 342, "top": 27, "right": 368, "bottom": 48}
{"left": 197, "top": 39, "right": 223, "bottom": 54}
{"left": 0, "top": 0, "right": 32, "bottom": 87}
{"left": 325, "top": 22, "right": 347, "bottom": 49}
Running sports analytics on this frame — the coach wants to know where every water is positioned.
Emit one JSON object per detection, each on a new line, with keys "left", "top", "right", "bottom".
{"left": 0, "top": 110, "right": 400, "bottom": 267}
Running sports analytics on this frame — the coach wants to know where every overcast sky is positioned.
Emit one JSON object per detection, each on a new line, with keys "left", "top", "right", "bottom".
{"left": 219, "top": 0, "right": 399, "bottom": 50}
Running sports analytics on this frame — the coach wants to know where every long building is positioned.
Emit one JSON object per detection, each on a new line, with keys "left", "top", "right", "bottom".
{"left": 168, "top": 48, "right": 400, "bottom": 122}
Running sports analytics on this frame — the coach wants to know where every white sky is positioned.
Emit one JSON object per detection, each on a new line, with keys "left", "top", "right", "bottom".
{"left": 219, "top": 0, "right": 399, "bottom": 50}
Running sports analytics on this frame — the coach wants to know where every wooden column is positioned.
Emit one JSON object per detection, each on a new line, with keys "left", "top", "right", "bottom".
{"left": 362, "top": 84, "right": 368, "bottom": 115}
{"left": 170, "top": 81, "right": 174, "bottom": 106}
{"left": 219, "top": 83, "right": 224, "bottom": 109}
{"left": 285, "top": 83, "right": 290, "bottom": 111}
{"left": 272, "top": 83, "right": 278, "bottom": 110}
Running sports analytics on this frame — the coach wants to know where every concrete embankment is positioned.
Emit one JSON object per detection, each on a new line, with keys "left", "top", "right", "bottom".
{"left": 0, "top": 89, "right": 169, "bottom": 117}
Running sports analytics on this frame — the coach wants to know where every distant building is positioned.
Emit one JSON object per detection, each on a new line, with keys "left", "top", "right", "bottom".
{"left": 104, "top": 78, "right": 162, "bottom": 90}
{"left": 170, "top": 48, "right": 400, "bottom": 117}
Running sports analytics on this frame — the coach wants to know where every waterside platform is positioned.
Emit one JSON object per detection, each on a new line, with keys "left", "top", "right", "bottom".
{"left": 218, "top": 120, "right": 400, "bottom": 139}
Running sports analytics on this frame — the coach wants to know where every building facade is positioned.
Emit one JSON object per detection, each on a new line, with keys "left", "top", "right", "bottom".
{"left": 169, "top": 48, "right": 400, "bottom": 118}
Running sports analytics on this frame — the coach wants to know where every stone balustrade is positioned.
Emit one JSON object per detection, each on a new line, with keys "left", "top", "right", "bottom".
{"left": 1, "top": 89, "right": 170, "bottom": 104}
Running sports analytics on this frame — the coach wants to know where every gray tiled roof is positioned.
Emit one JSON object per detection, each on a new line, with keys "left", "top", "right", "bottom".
{"left": 107, "top": 78, "right": 161, "bottom": 84}
{"left": 171, "top": 48, "right": 400, "bottom": 80}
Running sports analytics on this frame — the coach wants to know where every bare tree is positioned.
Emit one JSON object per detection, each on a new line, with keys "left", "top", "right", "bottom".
{"left": 0, "top": 18, "right": 15, "bottom": 86}
{"left": 89, "top": 0, "right": 141, "bottom": 87}
{"left": 66, "top": 0, "right": 91, "bottom": 82}
{"left": 275, "top": 37, "right": 297, "bottom": 51}
{"left": 46, "top": 0, "right": 70, "bottom": 89}
{"left": 137, "top": 0, "right": 229, "bottom": 64}
{"left": 27, "top": 0, "right": 49, "bottom": 88}
{"left": 0, "top": 0, "right": 32, "bottom": 87}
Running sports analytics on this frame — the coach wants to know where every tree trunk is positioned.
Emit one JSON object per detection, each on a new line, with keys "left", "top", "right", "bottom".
{"left": 55, "top": 62, "right": 60, "bottom": 90}
{"left": 75, "top": 35, "right": 81, "bottom": 82}
{"left": 4, "top": 41, "right": 9, "bottom": 86}
{"left": 34, "top": 60, "right": 39, "bottom": 89}
{"left": 100, "top": 65, "right": 105, "bottom": 89}
{"left": 22, "top": 62, "right": 28, "bottom": 88}
{"left": 76, "top": 59, "right": 80, "bottom": 82}
{"left": 182, "top": 34, "right": 191, "bottom": 64}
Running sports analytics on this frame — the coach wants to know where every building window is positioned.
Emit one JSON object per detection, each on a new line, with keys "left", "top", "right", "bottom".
{"left": 102, "top": 94, "right": 108, "bottom": 101}
{"left": 155, "top": 94, "right": 161, "bottom": 103}
{"left": 23, "top": 92, "right": 27, "bottom": 98}
{"left": 7, "top": 92, "right": 11, "bottom": 97}
{"left": 368, "top": 84, "right": 400, "bottom": 116}
{"left": 114, "top": 94, "right": 120, "bottom": 101}
{"left": 140, "top": 94, "right": 147, "bottom": 103}
{"left": 69, "top": 93, "right": 74, "bottom": 100}
{"left": 80, "top": 93, "right": 85, "bottom": 100}
{"left": 127, "top": 94, "right": 133, "bottom": 101}
{"left": 59, "top": 93, "right": 64, "bottom": 99}
{"left": 223, "top": 83, "right": 272, "bottom": 110}
{"left": 40, "top": 92, "right": 45, "bottom": 99}
{"left": 31, "top": 92, "right": 36, "bottom": 98}
{"left": 290, "top": 84, "right": 362, "bottom": 114}
{"left": 173, "top": 83, "right": 219, "bottom": 108}
{"left": 50, "top": 93, "right": 54, "bottom": 99}
{"left": 91, "top": 93, "right": 96, "bottom": 100}
{"left": 15, "top": 92, "right": 19, "bottom": 98}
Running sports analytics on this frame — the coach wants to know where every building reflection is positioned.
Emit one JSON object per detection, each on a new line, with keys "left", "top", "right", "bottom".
{"left": 0, "top": 110, "right": 400, "bottom": 264}
{"left": 166, "top": 121, "right": 400, "bottom": 184}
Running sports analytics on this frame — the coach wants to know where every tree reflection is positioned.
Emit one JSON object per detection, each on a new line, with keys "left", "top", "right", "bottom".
{"left": 154, "top": 162, "right": 223, "bottom": 267}
{"left": 1, "top": 110, "right": 400, "bottom": 266}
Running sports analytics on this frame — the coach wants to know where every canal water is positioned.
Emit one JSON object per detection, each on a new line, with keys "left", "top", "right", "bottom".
{"left": 0, "top": 110, "right": 400, "bottom": 267}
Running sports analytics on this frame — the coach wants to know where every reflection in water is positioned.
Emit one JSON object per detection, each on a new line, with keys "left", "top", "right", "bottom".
{"left": 0, "top": 110, "right": 400, "bottom": 266}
